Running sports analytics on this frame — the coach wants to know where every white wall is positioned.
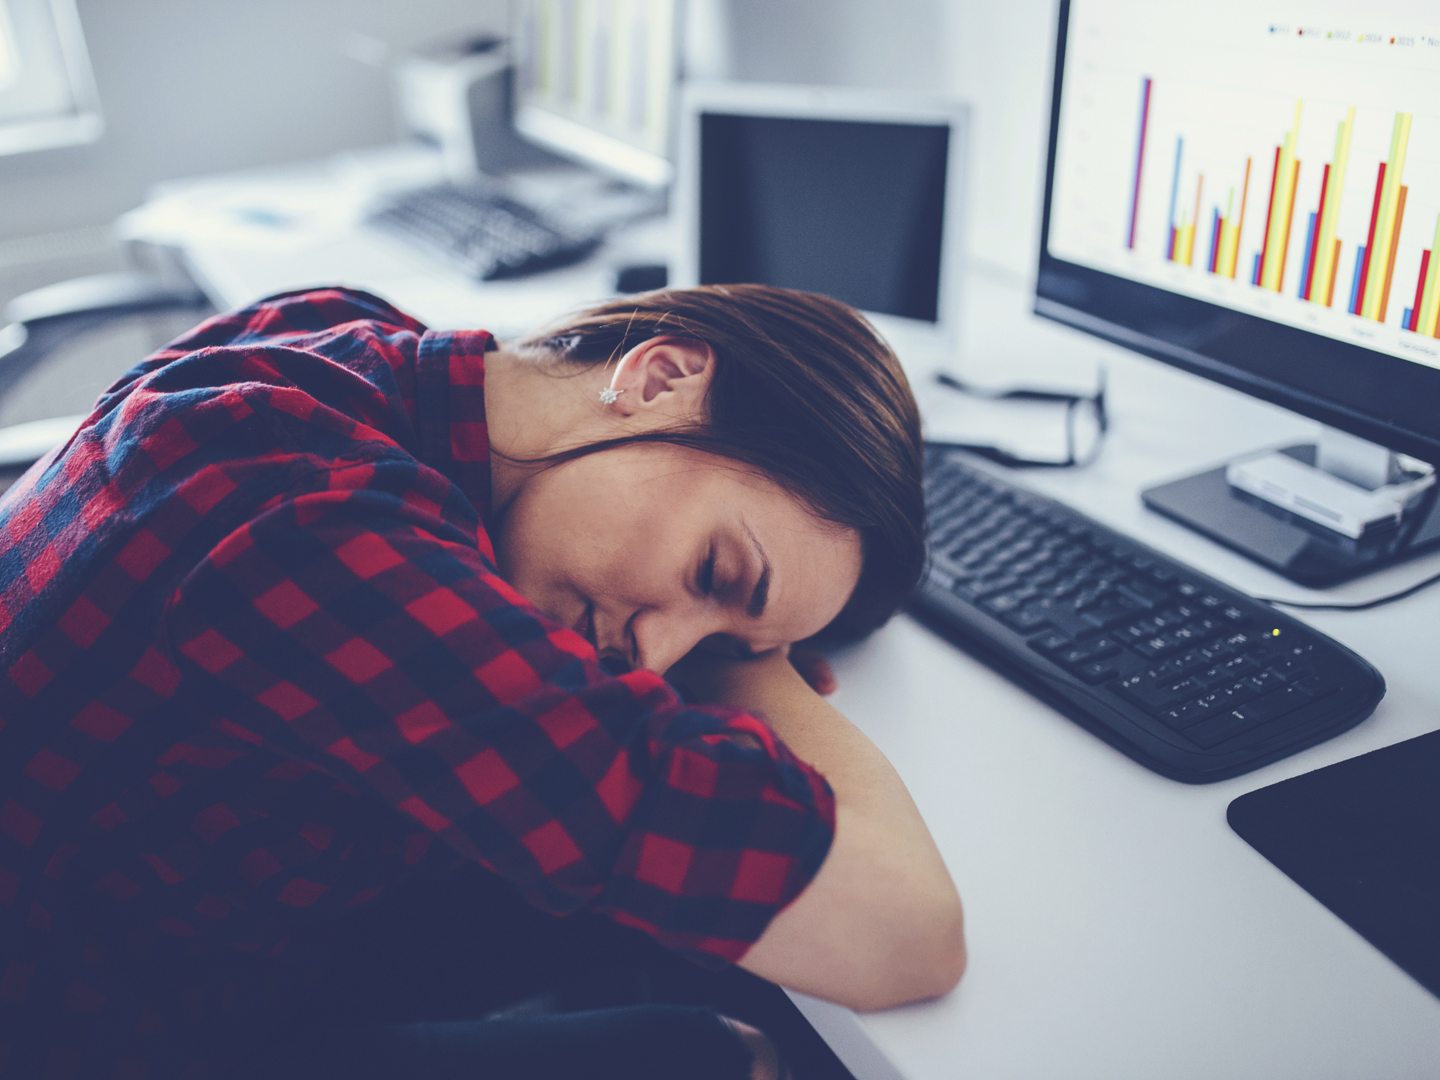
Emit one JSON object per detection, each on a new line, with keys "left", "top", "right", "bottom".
{"left": 0, "top": 0, "right": 505, "bottom": 242}
{"left": 939, "top": 0, "right": 1058, "bottom": 280}
{"left": 725, "top": 0, "right": 949, "bottom": 93}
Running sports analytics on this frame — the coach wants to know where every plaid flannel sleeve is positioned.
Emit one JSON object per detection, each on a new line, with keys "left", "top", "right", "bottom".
{"left": 164, "top": 466, "right": 836, "bottom": 964}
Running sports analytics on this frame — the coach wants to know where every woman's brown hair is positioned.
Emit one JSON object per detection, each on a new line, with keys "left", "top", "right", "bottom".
{"left": 517, "top": 284, "right": 926, "bottom": 641}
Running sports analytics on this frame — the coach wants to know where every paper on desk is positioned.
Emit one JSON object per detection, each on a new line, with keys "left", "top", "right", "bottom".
{"left": 117, "top": 178, "right": 366, "bottom": 251}
{"left": 918, "top": 383, "right": 1074, "bottom": 463}
{"left": 116, "top": 146, "right": 448, "bottom": 252}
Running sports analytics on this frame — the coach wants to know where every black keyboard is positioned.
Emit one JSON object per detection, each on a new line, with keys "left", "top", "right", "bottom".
{"left": 913, "top": 448, "right": 1385, "bottom": 783}
{"left": 367, "top": 183, "right": 601, "bottom": 281}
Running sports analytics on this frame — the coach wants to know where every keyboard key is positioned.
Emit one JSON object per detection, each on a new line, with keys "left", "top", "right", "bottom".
{"left": 1233, "top": 686, "right": 1313, "bottom": 725}
{"left": 1266, "top": 659, "right": 1308, "bottom": 682}
{"left": 1081, "top": 599, "right": 1149, "bottom": 629}
{"left": 1294, "top": 674, "right": 1340, "bottom": 700}
{"left": 1223, "top": 630, "right": 1260, "bottom": 651}
{"left": 1186, "top": 679, "right": 1325, "bottom": 748}
{"left": 1184, "top": 706, "right": 1262, "bottom": 748}
{"left": 1029, "top": 629, "right": 1071, "bottom": 654}
{"left": 1158, "top": 697, "right": 1216, "bottom": 730}
{"left": 982, "top": 590, "right": 1030, "bottom": 615}
{"left": 1117, "top": 673, "right": 1202, "bottom": 714}
{"left": 1056, "top": 636, "right": 1121, "bottom": 668}
{"left": 1242, "top": 669, "right": 1287, "bottom": 697}
{"left": 1119, "top": 579, "right": 1171, "bottom": 607}
{"left": 1193, "top": 680, "right": 1258, "bottom": 716}
{"left": 1077, "top": 658, "right": 1120, "bottom": 684}
{"left": 1002, "top": 605, "right": 1052, "bottom": 633}
{"left": 1144, "top": 647, "right": 1212, "bottom": 683}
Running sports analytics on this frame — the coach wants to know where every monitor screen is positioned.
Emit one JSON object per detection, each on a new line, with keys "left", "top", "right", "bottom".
{"left": 697, "top": 112, "right": 950, "bottom": 323}
{"left": 0, "top": 0, "right": 101, "bottom": 157}
{"left": 1039, "top": 0, "right": 1440, "bottom": 462}
{"left": 513, "top": 0, "right": 677, "bottom": 187}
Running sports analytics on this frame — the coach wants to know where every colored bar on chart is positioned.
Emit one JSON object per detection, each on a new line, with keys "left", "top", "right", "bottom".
{"left": 1165, "top": 138, "right": 1183, "bottom": 260}
{"left": 1256, "top": 146, "right": 1282, "bottom": 285}
{"left": 1378, "top": 186, "right": 1408, "bottom": 322}
{"left": 1404, "top": 307, "right": 1414, "bottom": 329}
{"left": 1225, "top": 158, "right": 1252, "bottom": 279}
{"left": 1409, "top": 250, "right": 1429, "bottom": 332}
{"left": 1208, "top": 209, "right": 1223, "bottom": 273}
{"left": 1417, "top": 216, "right": 1440, "bottom": 338}
{"left": 1177, "top": 174, "right": 1204, "bottom": 266}
{"left": 1325, "top": 239, "right": 1342, "bottom": 306}
{"left": 1127, "top": 77, "right": 1152, "bottom": 250}
{"left": 1353, "top": 163, "right": 1386, "bottom": 314}
{"left": 1301, "top": 166, "right": 1329, "bottom": 299}
{"left": 1348, "top": 246, "right": 1366, "bottom": 314}
{"left": 1297, "top": 213, "right": 1317, "bottom": 298}
{"left": 1276, "top": 161, "right": 1302, "bottom": 289}
{"left": 1361, "top": 113, "right": 1413, "bottom": 321}
{"left": 1309, "top": 107, "right": 1355, "bottom": 307}
{"left": 1260, "top": 101, "right": 1303, "bottom": 292}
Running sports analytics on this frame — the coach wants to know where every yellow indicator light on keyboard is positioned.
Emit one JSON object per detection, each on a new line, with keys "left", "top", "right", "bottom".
{"left": 1272, "top": 628, "right": 1282, "bottom": 636}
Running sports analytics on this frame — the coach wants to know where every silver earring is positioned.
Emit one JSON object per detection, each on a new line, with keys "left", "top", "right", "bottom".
{"left": 599, "top": 387, "right": 623, "bottom": 405}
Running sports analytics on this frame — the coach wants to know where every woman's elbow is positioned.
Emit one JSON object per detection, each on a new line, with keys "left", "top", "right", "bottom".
{"left": 850, "top": 891, "right": 967, "bottom": 1012}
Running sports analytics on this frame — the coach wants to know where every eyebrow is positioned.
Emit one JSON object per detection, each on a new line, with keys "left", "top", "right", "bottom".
{"left": 742, "top": 522, "right": 771, "bottom": 619}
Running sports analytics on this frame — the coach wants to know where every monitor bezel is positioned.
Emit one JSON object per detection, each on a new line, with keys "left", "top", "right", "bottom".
{"left": 509, "top": 0, "right": 679, "bottom": 189}
{"left": 0, "top": 0, "right": 102, "bottom": 158}
{"left": 1036, "top": 0, "right": 1440, "bottom": 466}
{"left": 673, "top": 80, "right": 971, "bottom": 352}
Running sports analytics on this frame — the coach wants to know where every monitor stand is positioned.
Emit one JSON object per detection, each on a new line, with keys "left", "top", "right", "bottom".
{"left": 1142, "top": 429, "right": 1440, "bottom": 588}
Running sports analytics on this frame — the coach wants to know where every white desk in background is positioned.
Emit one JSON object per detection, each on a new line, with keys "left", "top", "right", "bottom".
{"left": 121, "top": 170, "right": 1440, "bottom": 1080}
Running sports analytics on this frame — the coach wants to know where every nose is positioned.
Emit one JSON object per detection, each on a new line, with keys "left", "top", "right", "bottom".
{"left": 628, "top": 604, "right": 721, "bottom": 676}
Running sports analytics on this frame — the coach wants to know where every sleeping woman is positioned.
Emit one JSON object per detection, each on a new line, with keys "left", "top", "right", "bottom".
{"left": 0, "top": 283, "right": 964, "bottom": 1079}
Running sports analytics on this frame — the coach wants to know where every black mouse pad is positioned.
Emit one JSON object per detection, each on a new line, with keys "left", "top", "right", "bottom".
{"left": 1228, "top": 728, "right": 1440, "bottom": 999}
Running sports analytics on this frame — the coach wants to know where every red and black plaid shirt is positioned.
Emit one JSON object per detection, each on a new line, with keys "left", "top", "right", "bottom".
{"left": 0, "top": 288, "right": 835, "bottom": 1078}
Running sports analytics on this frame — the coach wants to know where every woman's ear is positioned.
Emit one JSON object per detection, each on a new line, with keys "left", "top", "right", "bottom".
{"left": 604, "top": 336, "right": 715, "bottom": 422}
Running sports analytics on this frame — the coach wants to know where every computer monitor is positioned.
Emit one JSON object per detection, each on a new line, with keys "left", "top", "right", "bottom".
{"left": 674, "top": 81, "right": 970, "bottom": 353}
{"left": 512, "top": 0, "right": 679, "bottom": 188}
{"left": 0, "top": 0, "right": 100, "bottom": 157}
{"left": 1040, "top": 0, "right": 1440, "bottom": 586}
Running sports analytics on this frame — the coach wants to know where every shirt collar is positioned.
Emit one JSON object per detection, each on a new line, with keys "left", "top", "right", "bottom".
{"left": 415, "top": 329, "right": 495, "bottom": 522}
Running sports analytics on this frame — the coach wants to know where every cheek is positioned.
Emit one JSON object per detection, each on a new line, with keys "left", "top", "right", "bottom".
{"left": 492, "top": 462, "right": 683, "bottom": 609}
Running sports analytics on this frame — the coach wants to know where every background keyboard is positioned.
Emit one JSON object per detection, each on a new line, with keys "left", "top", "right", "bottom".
{"left": 368, "top": 183, "right": 601, "bottom": 281}
{"left": 912, "top": 448, "right": 1386, "bottom": 782}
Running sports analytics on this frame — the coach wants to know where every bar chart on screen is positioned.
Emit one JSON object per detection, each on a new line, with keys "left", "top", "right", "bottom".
{"left": 1051, "top": 0, "right": 1440, "bottom": 365}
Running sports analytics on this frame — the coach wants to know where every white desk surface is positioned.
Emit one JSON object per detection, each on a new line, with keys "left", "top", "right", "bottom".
{"left": 130, "top": 190, "right": 1440, "bottom": 1080}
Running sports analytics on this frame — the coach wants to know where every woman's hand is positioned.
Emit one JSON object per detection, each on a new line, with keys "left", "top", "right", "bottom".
{"left": 788, "top": 644, "right": 836, "bottom": 696}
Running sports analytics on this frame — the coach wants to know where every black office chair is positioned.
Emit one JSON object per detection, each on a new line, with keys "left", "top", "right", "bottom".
{"left": 0, "top": 271, "right": 211, "bottom": 478}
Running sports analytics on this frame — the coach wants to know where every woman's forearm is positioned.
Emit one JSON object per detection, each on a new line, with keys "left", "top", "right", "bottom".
{"left": 674, "top": 651, "right": 966, "bottom": 1010}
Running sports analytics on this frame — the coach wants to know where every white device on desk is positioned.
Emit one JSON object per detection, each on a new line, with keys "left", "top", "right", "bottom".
{"left": 673, "top": 80, "right": 970, "bottom": 360}
{"left": 390, "top": 35, "right": 514, "bottom": 182}
{"left": 0, "top": 0, "right": 100, "bottom": 156}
